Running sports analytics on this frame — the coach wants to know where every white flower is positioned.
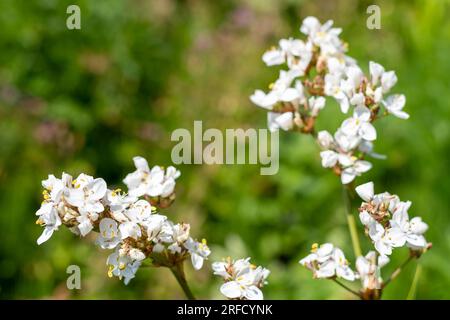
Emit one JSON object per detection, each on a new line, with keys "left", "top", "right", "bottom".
{"left": 317, "top": 130, "right": 334, "bottom": 149}
{"left": 356, "top": 251, "right": 389, "bottom": 290}
{"left": 250, "top": 69, "right": 305, "bottom": 111}
{"left": 383, "top": 94, "right": 409, "bottom": 119}
{"left": 104, "top": 189, "right": 136, "bottom": 222}
{"left": 324, "top": 73, "right": 350, "bottom": 113}
{"left": 41, "top": 173, "right": 70, "bottom": 202}
{"left": 390, "top": 204, "right": 428, "bottom": 250}
{"left": 213, "top": 257, "right": 270, "bottom": 300}
{"left": 146, "top": 214, "right": 169, "bottom": 243}
{"left": 97, "top": 218, "right": 121, "bottom": 249}
{"left": 167, "top": 223, "right": 190, "bottom": 253}
{"left": 36, "top": 202, "right": 62, "bottom": 245}
{"left": 184, "top": 238, "right": 211, "bottom": 270}
{"left": 126, "top": 199, "right": 153, "bottom": 223}
{"left": 76, "top": 213, "right": 95, "bottom": 236}
{"left": 344, "top": 66, "right": 364, "bottom": 93}
{"left": 220, "top": 273, "right": 263, "bottom": 300}
{"left": 106, "top": 250, "right": 141, "bottom": 285}
{"left": 320, "top": 150, "right": 338, "bottom": 168}
{"left": 66, "top": 175, "right": 107, "bottom": 214}
{"left": 333, "top": 248, "right": 356, "bottom": 281}
{"left": 119, "top": 221, "right": 142, "bottom": 240}
{"left": 299, "top": 243, "right": 356, "bottom": 281}
{"left": 370, "top": 223, "right": 405, "bottom": 256}
{"left": 340, "top": 106, "right": 377, "bottom": 141}
{"left": 300, "top": 17, "right": 345, "bottom": 56}
{"left": 355, "top": 182, "right": 429, "bottom": 255}
{"left": 267, "top": 112, "right": 294, "bottom": 132}
{"left": 334, "top": 128, "right": 361, "bottom": 152}
{"left": 128, "top": 248, "right": 146, "bottom": 261}
{"left": 338, "top": 155, "right": 372, "bottom": 184}
{"left": 123, "top": 157, "right": 180, "bottom": 198}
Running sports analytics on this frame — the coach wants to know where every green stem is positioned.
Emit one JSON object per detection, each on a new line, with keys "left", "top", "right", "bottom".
{"left": 406, "top": 264, "right": 422, "bottom": 300}
{"left": 170, "top": 262, "right": 196, "bottom": 300}
{"left": 382, "top": 255, "right": 414, "bottom": 288}
{"left": 332, "top": 279, "right": 362, "bottom": 299}
{"left": 342, "top": 185, "right": 362, "bottom": 258}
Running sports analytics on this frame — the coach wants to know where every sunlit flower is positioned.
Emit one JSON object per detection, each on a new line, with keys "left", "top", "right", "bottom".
{"left": 106, "top": 249, "right": 141, "bottom": 285}
{"left": 184, "top": 237, "right": 211, "bottom": 270}
{"left": 213, "top": 257, "right": 270, "bottom": 300}
{"left": 123, "top": 156, "right": 180, "bottom": 198}
{"left": 356, "top": 182, "right": 429, "bottom": 255}
{"left": 35, "top": 202, "right": 61, "bottom": 245}
{"left": 96, "top": 218, "right": 121, "bottom": 249}
{"left": 299, "top": 243, "right": 356, "bottom": 281}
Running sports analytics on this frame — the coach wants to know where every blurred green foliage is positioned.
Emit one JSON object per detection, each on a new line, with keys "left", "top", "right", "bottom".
{"left": 0, "top": 0, "right": 449, "bottom": 299}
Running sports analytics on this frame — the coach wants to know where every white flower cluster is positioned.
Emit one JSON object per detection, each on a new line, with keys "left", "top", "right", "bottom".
{"left": 250, "top": 16, "right": 409, "bottom": 184}
{"left": 212, "top": 257, "right": 270, "bottom": 300}
{"left": 355, "top": 182, "right": 429, "bottom": 257}
{"left": 300, "top": 182, "right": 429, "bottom": 290}
{"left": 35, "top": 156, "right": 210, "bottom": 284}
{"left": 300, "top": 243, "right": 390, "bottom": 291}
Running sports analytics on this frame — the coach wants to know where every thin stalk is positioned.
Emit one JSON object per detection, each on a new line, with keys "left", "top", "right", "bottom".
{"left": 342, "top": 185, "right": 362, "bottom": 258}
{"left": 406, "top": 264, "right": 422, "bottom": 300}
{"left": 382, "top": 255, "right": 414, "bottom": 288}
{"left": 170, "top": 262, "right": 196, "bottom": 300}
{"left": 332, "top": 279, "right": 361, "bottom": 299}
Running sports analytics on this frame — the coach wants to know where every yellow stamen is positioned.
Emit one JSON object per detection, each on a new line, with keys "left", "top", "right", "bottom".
{"left": 107, "top": 265, "right": 114, "bottom": 278}
{"left": 311, "top": 243, "right": 319, "bottom": 253}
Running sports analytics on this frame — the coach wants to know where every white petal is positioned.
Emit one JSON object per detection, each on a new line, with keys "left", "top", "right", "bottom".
{"left": 191, "top": 253, "right": 204, "bottom": 270}
{"left": 89, "top": 178, "right": 107, "bottom": 200}
{"left": 341, "top": 169, "right": 356, "bottom": 184}
{"left": 360, "top": 122, "right": 377, "bottom": 141}
{"left": 37, "top": 227, "right": 54, "bottom": 245}
{"left": 320, "top": 150, "right": 338, "bottom": 168}
{"left": 244, "top": 286, "right": 264, "bottom": 300}
{"left": 381, "top": 71, "right": 397, "bottom": 93}
{"left": 374, "top": 240, "right": 392, "bottom": 256}
{"left": 250, "top": 90, "right": 277, "bottom": 110}
{"left": 354, "top": 105, "right": 371, "bottom": 122}
{"left": 262, "top": 49, "right": 285, "bottom": 66}
{"left": 410, "top": 217, "right": 428, "bottom": 234}
{"left": 280, "top": 88, "right": 300, "bottom": 102}
{"left": 369, "top": 61, "right": 385, "bottom": 85}
{"left": 133, "top": 156, "right": 150, "bottom": 172}
{"left": 220, "top": 281, "right": 242, "bottom": 299}
{"left": 355, "top": 181, "right": 374, "bottom": 201}
{"left": 354, "top": 160, "right": 372, "bottom": 173}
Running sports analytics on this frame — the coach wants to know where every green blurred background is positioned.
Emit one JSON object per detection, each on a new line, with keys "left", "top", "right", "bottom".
{"left": 0, "top": 0, "right": 449, "bottom": 299}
